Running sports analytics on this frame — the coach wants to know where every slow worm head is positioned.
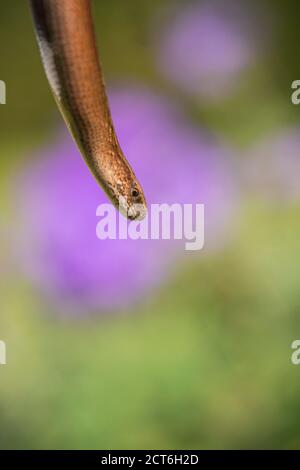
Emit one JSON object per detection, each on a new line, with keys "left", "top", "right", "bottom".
{"left": 29, "top": 0, "right": 147, "bottom": 220}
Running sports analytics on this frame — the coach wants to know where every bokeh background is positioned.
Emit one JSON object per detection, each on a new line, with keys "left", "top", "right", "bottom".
{"left": 1, "top": 0, "right": 300, "bottom": 449}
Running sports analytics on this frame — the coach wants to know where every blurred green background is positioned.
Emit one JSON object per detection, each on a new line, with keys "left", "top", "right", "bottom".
{"left": 1, "top": 0, "right": 300, "bottom": 449}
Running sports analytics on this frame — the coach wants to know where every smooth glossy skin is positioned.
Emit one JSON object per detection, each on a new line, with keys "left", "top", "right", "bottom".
{"left": 29, "top": 0, "right": 147, "bottom": 220}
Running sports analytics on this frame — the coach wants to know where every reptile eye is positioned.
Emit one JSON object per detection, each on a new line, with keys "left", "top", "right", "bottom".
{"left": 131, "top": 188, "right": 139, "bottom": 198}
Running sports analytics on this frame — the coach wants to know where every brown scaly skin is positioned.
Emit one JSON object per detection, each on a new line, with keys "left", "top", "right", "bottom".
{"left": 29, "top": 0, "right": 147, "bottom": 220}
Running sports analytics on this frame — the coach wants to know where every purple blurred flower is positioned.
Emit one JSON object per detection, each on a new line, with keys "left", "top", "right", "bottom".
{"left": 156, "top": 0, "right": 266, "bottom": 102}
{"left": 245, "top": 127, "right": 300, "bottom": 204}
{"left": 16, "top": 86, "right": 237, "bottom": 314}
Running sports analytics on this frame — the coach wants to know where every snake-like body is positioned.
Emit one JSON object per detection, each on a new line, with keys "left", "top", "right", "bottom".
{"left": 30, "top": 0, "right": 147, "bottom": 220}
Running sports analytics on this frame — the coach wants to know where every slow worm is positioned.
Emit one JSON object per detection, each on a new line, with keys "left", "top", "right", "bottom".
{"left": 29, "top": 0, "right": 147, "bottom": 220}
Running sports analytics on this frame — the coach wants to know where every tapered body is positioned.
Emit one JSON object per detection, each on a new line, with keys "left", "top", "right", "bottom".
{"left": 30, "top": 0, "right": 147, "bottom": 219}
